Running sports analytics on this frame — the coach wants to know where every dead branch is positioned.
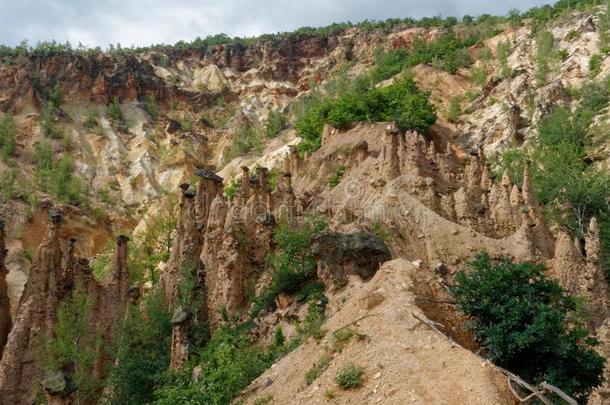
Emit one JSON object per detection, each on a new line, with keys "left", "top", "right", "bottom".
{"left": 541, "top": 383, "right": 578, "bottom": 405}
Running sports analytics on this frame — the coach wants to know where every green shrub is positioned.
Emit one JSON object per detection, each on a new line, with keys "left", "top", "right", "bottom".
{"left": 328, "top": 165, "right": 347, "bottom": 188}
{"left": 369, "top": 47, "right": 409, "bottom": 83}
{"left": 471, "top": 64, "right": 487, "bottom": 88}
{"left": 445, "top": 96, "right": 462, "bottom": 122}
{"left": 598, "top": 0, "right": 610, "bottom": 54}
{"left": 251, "top": 216, "right": 328, "bottom": 316}
{"left": 108, "top": 97, "right": 127, "bottom": 130}
{"left": 223, "top": 124, "right": 262, "bottom": 162}
{"left": 42, "top": 282, "right": 101, "bottom": 403}
{"left": 295, "top": 69, "right": 436, "bottom": 154}
{"left": 0, "top": 114, "right": 16, "bottom": 160}
{"left": 451, "top": 252, "right": 605, "bottom": 401}
{"left": 305, "top": 354, "right": 331, "bottom": 384}
{"left": 34, "top": 142, "right": 89, "bottom": 207}
{"left": 495, "top": 40, "right": 513, "bottom": 78}
{"left": 535, "top": 31, "right": 556, "bottom": 86}
{"left": 107, "top": 288, "right": 172, "bottom": 404}
{"left": 83, "top": 106, "right": 100, "bottom": 130}
{"left": 144, "top": 95, "right": 159, "bottom": 120}
{"left": 40, "top": 101, "right": 62, "bottom": 138}
{"left": 565, "top": 29, "right": 580, "bottom": 41}
{"left": 153, "top": 322, "right": 275, "bottom": 405}
{"left": 0, "top": 168, "right": 33, "bottom": 201}
{"left": 266, "top": 110, "right": 287, "bottom": 138}
{"left": 335, "top": 363, "right": 364, "bottom": 389}
{"left": 588, "top": 54, "right": 602, "bottom": 79}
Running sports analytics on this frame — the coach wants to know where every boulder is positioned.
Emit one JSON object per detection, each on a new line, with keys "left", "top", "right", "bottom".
{"left": 311, "top": 231, "right": 391, "bottom": 286}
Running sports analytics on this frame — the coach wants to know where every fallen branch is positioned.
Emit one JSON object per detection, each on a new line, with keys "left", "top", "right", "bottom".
{"left": 411, "top": 312, "right": 458, "bottom": 348}
{"left": 410, "top": 311, "right": 577, "bottom": 405}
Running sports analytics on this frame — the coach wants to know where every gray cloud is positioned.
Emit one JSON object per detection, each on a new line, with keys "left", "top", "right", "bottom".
{"left": 0, "top": 0, "right": 553, "bottom": 48}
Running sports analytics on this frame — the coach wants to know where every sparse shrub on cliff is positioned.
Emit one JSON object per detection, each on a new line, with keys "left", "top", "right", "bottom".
{"left": 471, "top": 63, "right": 487, "bottom": 88}
{"left": 0, "top": 114, "right": 16, "bottom": 160}
{"left": 0, "top": 168, "right": 33, "bottom": 202}
{"left": 34, "top": 142, "right": 90, "bottom": 207}
{"left": 445, "top": 96, "right": 462, "bottom": 123}
{"left": 534, "top": 31, "right": 557, "bottom": 86}
{"left": 223, "top": 124, "right": 263, "bottom": 162}
{"left": 108, "top": 97, "right": 127, "bottom": 131}
{"left": 588, "top": 54, "right": 602, "bottom": 79}
{"left": 40, "top": 101, "right": 62, "bottom": 138}
{"left": 144, "top": 95, "right": 159, "bottom": 120}
{"left": 496, "top": 40, "right": 513, "bottom": 79}
{"left": 451, "top": 252, "right": 605, "bottom": 402}
{"left": 328, "top": 164, "right": 347, "bottom": 188}
{"left": 266, "top": 110, "right": 287, "bottom": 138}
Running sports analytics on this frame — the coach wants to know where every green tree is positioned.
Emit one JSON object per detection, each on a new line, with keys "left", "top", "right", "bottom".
{"left": 451, "top": 252, "right": 605, "bottom": 402}
{"left": 43, "top": 282, "right": 101, "bottom": 404}
{"left": 106, "top": 288, "right": 172, "bottom": 404}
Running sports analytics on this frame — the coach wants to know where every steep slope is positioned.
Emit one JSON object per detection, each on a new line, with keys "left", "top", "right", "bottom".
{"left": 238, "top": 259, "right": 513, "bottom": 404}
{"left": 0, "top": 3, "right": 610, "bottom": 404}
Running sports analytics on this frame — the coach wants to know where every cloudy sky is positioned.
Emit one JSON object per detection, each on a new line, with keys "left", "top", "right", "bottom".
{"left": 0, "top": 0, "right": 554, "bottom": 48}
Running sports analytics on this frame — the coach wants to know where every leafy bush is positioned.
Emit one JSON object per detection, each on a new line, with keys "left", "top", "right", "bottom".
{"left": 251, "top": 216, "right": 328, "bottom": 316}
{"left": 153, "top": 322, "right": 275, "bottom": 405}
{"left": 106, "top": 288, "right": 173, "bottom": 404}
{"left": 295, "top": 75, "right": 435, "bottom": 154}
{"left": 265, "top": 110, "right": 287, "bottom": 138}
{"left": 0, "top": 114, "right": 16, "bottom": 160}
{"left": 451, "top": 252, "right": 605, "bottom": 401}
{"left": 335, "top": 363, "right": 364, "bottom": 389}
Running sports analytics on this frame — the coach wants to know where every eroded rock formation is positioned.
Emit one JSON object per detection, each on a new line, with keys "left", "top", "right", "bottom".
{"left": 0, "top": 219, "right": 11, "bottom": 359}
{"left": 0, "top": 210, "right": 64, "bottom": 404}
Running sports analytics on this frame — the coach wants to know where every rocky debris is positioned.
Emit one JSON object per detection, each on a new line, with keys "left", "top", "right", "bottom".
{"left": 42, "top": 370, "right": 75, "bottom": 404}
{"left": 311, "top": 232, "right": 391, "bottom": 287}
{"left": 0, "top": 219, "right": 10, "bottom": 360}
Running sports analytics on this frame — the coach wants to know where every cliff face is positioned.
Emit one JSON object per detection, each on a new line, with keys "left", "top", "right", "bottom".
{"left": 1, "top": 5, "right": 610, "bottom": 404}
